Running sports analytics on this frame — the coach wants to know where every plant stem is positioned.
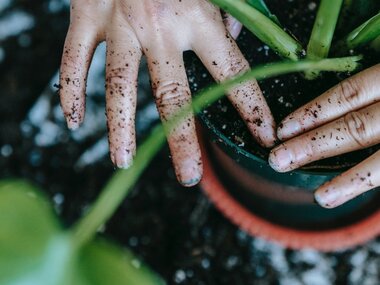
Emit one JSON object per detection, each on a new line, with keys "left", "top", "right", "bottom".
{"left": 344, "top": 12, "right": 380, "bottom": 50}
{"left": 72, "top": 126, "right": 166, "bottom": 249}
{"left": 246, "top": 0, "right": 281, "bottom": 26}
{"left": 306, "top": 0, "right": 343, "bottom": 79}
{"left": 72, "top": 56, "right": 361, "bottom": 248}
{"left": 210, "top": 0, "right": 304, "bottom": 60}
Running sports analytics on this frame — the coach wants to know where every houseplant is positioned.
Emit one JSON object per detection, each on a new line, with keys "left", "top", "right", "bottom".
{"left": 0, "top": 57, "right": 354, "bottom": 282}
{"left": 1, "top": 1, "right": 379, "bottom": 283}
{"left": 186, "top": 0, "right": 380, "bottom": 250}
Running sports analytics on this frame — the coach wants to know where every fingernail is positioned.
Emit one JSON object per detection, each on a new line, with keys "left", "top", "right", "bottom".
{"left": 314, "top": 187, "right": 342, "bottom": 209}
{"left": 268, "top": 145, "right": 294, "bottom": 172}
{"left": 278, "top": 120, "right": 301, "bottom": 140}
{"left": 112, "top": 149, "right": 133, "bottom": 169}
{"left": 66, "top": 118, "right": 79, "bottom": 130}
{"left": 177, "top": 159, "right": 202, "bottom": 187}
{"left": 230, "top": 21, "right": 242, "bottom": 40}
{"left": 182, "top": 177, "right": 201, "bottom": 187}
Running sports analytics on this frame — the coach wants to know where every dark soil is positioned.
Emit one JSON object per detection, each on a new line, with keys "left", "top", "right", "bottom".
{"left": 1, "top": 1, "right": 380, "bottom": 284}
{"left": 186, "top": 0, "right": 380, "bottom": 170}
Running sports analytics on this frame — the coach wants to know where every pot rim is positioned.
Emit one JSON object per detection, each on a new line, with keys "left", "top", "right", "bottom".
{"left": 199, "top": 135, "right": 380, "bottom": 251}
{"left": 200, "top": 113, "right": 341, "bottom": 177}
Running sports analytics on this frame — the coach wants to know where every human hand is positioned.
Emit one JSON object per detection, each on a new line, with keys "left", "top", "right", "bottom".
{"left": 59, "top": 0, "right": 276, "bottom": 186}
{"left": 269, "top": 64, "right": 380, "bottom": 208}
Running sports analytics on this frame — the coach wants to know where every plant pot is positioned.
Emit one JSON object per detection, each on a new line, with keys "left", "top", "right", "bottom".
{"left": 197, "top": 124, "right": 380, "bottom": 252}
{"left": 184, "top": 0, "right": 380, "bottom": 251}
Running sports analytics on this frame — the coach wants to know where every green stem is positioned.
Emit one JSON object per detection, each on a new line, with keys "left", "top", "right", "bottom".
{"left": 344, "top": 12, "right": 380, "bottom": 50}
{"left": 210, "top": 0, "right": 304, "bottom": 60}
{"left": 306, "top": 0, "right": 343, "bottom": 79}
{"left": 72, "top": 56, "right": 361, "bottom": 248}
{"left": 245, "top": 0, "right": 281, "bottom": 26}
{"left": 72, "top": 126, "right": 166, "bottom": 248}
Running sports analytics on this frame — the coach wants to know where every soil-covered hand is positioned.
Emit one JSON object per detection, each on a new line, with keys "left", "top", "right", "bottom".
{"left": 59, "top": 0, "right": 276, "bottom": 186}
{"left": 269, "top": 64, "right": 380, "bottom": 208}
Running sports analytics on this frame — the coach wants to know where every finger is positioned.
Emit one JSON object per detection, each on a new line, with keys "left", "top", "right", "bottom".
{"left": 315, "top": 150, "right": 380, "bottom": 208}
{"left": 222, "top": 12, "right": 242, "bottom": 40}
{"left": 193, "top": 23, "right": 276, "bottom": 147}
{"left": 147, "top": 51, "right": 202, "bottom": 186}
{"left": 269, "top": 101, "right": 380, "bottom": 172}
{"left": 105, "top": 27, "right": 142, "bottom": 168}
{"left": 278, "top": 64, "right": 380, "bottom": 140}
{"left": 59, "top": 21, "right": 100, "bottom": 129}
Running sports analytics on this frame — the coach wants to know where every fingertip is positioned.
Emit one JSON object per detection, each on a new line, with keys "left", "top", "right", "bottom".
{"left": 66, "top": 118, "right": 81, "bottom": 130}
{"left": 249, "top": 119, "right": 278, "bottom": 148}
{"left": 175, "top": 158, "right": 203, "bottom": 187}
{"left": 314, "top": 185, "right": 342, "bottom": 209}
{"left": 111, "top": 148, "right": 134, "bottom": 169}
{"left": 268, "top": 145, "right": 294, "bottom": 173}
{"left": 180, "top": 176, "right": 202, "bottom": 187}
{"left": 261, "top": 129, "right": 278, "bottom": 148}
{"left": 277, "top": 119, "right": 301, "bottom": 141}
{"left": 228, "top": 21, "right": 242, "bottom": 40}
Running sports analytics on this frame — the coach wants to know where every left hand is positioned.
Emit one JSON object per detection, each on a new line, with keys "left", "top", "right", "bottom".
{"left": 59, "top": 0, "right": 274, "bottom": 187}
{"left": 269, "top": 64, "right": 380, "bottom": 208}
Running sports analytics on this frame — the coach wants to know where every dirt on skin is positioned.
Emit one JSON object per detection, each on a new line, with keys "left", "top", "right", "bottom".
{"left": 2, "top": 1, "right": 380, "bottom": 285}
{"left": 186, "top": 0, "right": 380, "bottom": 171}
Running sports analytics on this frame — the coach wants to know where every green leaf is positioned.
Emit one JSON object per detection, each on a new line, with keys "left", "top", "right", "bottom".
{"left": 78, "top": 239, "right": 166, "bottom": 285}
{"left": 305, "top": 0, "right": 344, "bottom": 79}
{"left": 0, "top": 180, "right": 165, "bottom": 285}
{"left": 344, "top": 12, "right": 380, "bottom": 49}
{"left": 210, "top": 0, "right": 304, "bottom": 60}
{"left": 246, "top": 0, "right": 281, "bottom": 26}
{"left": 370, "top": 35, "right": 380, "bottom": 51}
{"left": 338, "top": 0, "right": 380, "bottom": 34}
{"left": 0, "top": 180, "right": 75, "bottom": 285}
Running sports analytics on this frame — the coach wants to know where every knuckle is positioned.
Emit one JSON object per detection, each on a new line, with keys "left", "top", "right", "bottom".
{"left": 105, "top": 68, "right": 137, "bottom": 94}
{"left": 344, "top": 111, "right": 371, "bottom": 147}
{"left": 106, "top": 67, "right": 128, "bottom": 84}
{"left": 155, "top": 81, "right": 190, "bottom": 107}
{"left": 217, "top": 57, "right": 249, "bottom": 80}
{"left": 337, "top": 78, "right": 361, "bottom": 109}
{"left": 303, "top": 138, "right": 316, "bottom": 159}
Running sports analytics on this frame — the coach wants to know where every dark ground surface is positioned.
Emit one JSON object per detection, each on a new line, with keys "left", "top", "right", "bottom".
{"left": 1, "top": 1, "right": 380, "bottom": 284}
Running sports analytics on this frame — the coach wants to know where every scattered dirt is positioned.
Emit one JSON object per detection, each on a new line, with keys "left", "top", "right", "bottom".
{"left": 2, "top": 1, "right": 380, "bottom": 284}
{"left": 186, "top": 0, "right": 380, "bottom": 171}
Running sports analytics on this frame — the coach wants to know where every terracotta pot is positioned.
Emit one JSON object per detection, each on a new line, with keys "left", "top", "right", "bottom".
{"left": 198, "top": 128, "right": 380, "bottom": 251}
{"left": 184, "top": 1, "right": 380, "bottom": 251}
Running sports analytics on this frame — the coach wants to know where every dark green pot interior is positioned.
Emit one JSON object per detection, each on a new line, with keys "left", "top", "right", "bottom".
{"left": 185, "top": 0, "right": 380, "bottom": 230}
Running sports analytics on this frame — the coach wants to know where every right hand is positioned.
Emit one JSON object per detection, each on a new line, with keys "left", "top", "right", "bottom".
{"left": 269, "top": 64, "right": 380, "bottom": 208}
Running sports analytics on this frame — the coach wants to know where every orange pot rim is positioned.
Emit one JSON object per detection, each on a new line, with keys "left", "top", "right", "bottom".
{"left": 200, "top": 141, "right": 380, "bottom": 252}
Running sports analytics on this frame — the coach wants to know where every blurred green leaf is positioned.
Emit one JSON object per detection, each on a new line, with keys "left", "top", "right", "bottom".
{"left": 370, "top": 35, "right": 380, "bottom": 51}
{"left": 0, "top": 180, "right": 67, "bottom": 284}
{"left": 246, "top": 0, "right": 281, "bottom": 26}
{"left": 0, "top": 180, "right": 165, "bottom": 285}
{"left": 78, "top": 240, "right": 166, "bottom": 285}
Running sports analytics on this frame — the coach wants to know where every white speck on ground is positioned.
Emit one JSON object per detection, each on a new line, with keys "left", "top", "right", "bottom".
{"left": 174, "top": 269, "right": 186, "bottom": 283}
{"left": 1, "top": 144, "right": 13, "bottom": 157}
